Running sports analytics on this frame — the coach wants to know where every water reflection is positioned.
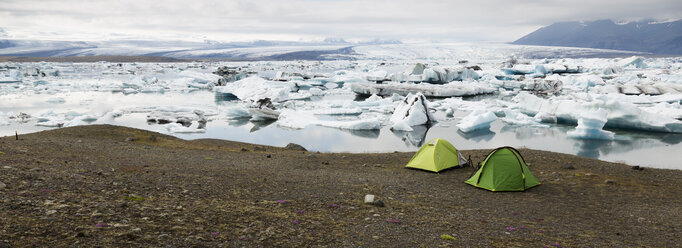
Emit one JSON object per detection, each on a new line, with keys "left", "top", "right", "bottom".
{"left": 249, "top": 119, "right": 276, "bottom": 132}
{"left": 342, "top": 128, "right": 381, "bottom": 139}
{"left": 573, "top": 139, "right": 612, "bottom": 158}
{"left": 500, "top": 125, "right": 564, "bottom": 140}
{"left": 457, "top": 129, "right": 496, "bottom": 142}
{"left": 227, "top": 118, "right": 249, "bottom": 127}
{"left": 661, "top": 134, "right": 682, "bottom": 145}
{"left": 391, "top": 124, "right": 430, "bottom": 147}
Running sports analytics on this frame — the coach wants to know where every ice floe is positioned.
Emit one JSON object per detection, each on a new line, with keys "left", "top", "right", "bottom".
{"left": 457, "top": 110, "right": 497, "bottom": 133}
{"left": 351, "top": 81, "right": 495, "bottom": 97}
{"left": 513, "top": 92, "right": 682, "bottom": 133}
{"left": 567, "top": 109, "right": 615, "bottom": 140}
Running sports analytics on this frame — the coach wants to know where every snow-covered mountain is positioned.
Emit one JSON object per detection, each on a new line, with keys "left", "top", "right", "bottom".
{"left": 513, "top": 19, "right": 682, "bottom": 55}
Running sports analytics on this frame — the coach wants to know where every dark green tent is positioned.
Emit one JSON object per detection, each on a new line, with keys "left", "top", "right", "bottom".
{"left": 465, "top": 146, "right": 540, "bottom": 191}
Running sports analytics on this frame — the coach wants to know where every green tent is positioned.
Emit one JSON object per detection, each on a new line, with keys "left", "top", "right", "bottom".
{"left": 465, "top": 146, "right": 540, "bottom": 191}
{"left": 405, "top": 138, "right": 467, "bottom": 172}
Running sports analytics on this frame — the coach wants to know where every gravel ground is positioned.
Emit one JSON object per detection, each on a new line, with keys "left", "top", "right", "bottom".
{"left": 0, "top": 125, "right": 680, "bottom": 247}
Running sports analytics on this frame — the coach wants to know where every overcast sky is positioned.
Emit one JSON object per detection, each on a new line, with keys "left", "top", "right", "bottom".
{"left": 1, "top": 0, "right": 680, "bottom": 42}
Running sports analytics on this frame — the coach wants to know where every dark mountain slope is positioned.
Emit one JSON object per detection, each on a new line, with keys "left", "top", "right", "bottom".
{"left": 513, "top": 19, "right": 682, "bottom": 55}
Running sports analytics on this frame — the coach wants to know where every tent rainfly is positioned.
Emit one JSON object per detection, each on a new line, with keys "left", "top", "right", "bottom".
{"left": 405, "top": 138, "right": 467, "bottom": 172}
{"left": 465, "top": 146, "right": 540, "bottom": 191}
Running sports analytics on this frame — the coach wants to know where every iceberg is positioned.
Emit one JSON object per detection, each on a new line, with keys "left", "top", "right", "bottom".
{"left": 214, "top": 76, "right": 311, "bottom": 103}
{"left": 145, "top": 106, "right": 211, "bottom": 127}
{"left": 277, "top": 109, "right": 381, "bottom": 130}
{"left": 225, "top": 107, "right": 251, "bottom": 119}
{"left": 365, "top": 70, "right": 389, "bottom": 82}
{"left": 457, "top": 110, "right": 497, "bottom": 133}
{"left": 391, "top": 64, "right": 479, "bottom": 84}
{"left": 618, "top": 56, "right": 646, "bottom": 69}
{"left": 513, "top": 92, "right": 682, "bottom": 133}
{"left": 501, "top": 110, "right": 548, "bottom": 127}
{"left": 389, "top": 92, "right": 435, "bottom": 129}
{"left": 351, "top": 81, "right": 495, "bottom": 97}
{"left": 0, "top": 69, "right": 22, "bottom": 83}
{"left": 178, "top": 70, "right": 222, "bottom": 85}
{"left": 567, "top": 109, "right": 615, "bottom": 140}
{"left": 165, "top": 122, "right": 206, "bottom": 133}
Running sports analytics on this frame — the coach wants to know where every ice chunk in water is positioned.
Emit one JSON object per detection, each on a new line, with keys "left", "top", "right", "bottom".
{"left": 165, "top": 122, "right": 206, "bottom": 133}
{"left": 457, "top": 110, "right": 497, "bottom": 133}
{"left": 618, "top": 56, "right": 646, "bottom": 69}
{"left": 278, "top": 109, "right": 380, "bottom": 130}
{"left": 216, "top": 76, "right": 310, "bottom": 102}
{"left": 0, "top": 69, "right": 22, "bottom": 83}
{"left": 225, "top": 107, "right": 251, "bottom": 119}
{"left": 391, "top": 120, "right": 414, "bottom": 131}
{"left": 513, "top": 92, "right": 682, "bottom": 133}
{"left": 567, "top": 109, "right": 615, "bottom": 140}
{"left": 389, "top": 92, "right": 435, "bottom": 127}
{"left": 501, "top": 110, "right": 548, "bottom": 127}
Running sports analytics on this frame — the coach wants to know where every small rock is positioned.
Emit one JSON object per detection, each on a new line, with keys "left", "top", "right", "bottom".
{"left": 631, "top": 166, "right": 644, "bottom": 171}
{"left": 372, "top": 235, "right": 380, "bottom": 239}
{"left": 240, "top": 148, "right": 248, "bottom": 152}
{"left": 306, "top": 154, "right": 315, "bottom": 158}
{"left": 119, "top": 232, "right": 139, "bottom": 241}
{"left": 364, "top": 195, "right": 375, "bottom": 204}
{"left": 254, "top": 146, "right": 266, "bottom": 151}
{"left": 0, "top": 181, "right": 6, "bottom": 189}
{"left": 131, "top": 227, "right": 142, "bottom": 232}
{"left": 266, "top": 154, "right": 271, "bottom": 158}
{"left": 605, "top": 179, "right": 615, "bottom": 184}
{"left": 561, "top": 164, "right": 575, "bottom": 170}
{"left": 373, "top": 200, "right": 385, "bottom": 207}
{"left": 285, "top": 143, "right": 307, "bottom": 151}
{"left": 124, "top": 137, "right": 135, "bottom": 142}
{"left": 158, "top": 234, "right": 170, "bottom": 239}
{"left": 46, "top": 210, "right": 57, "bottom": 215}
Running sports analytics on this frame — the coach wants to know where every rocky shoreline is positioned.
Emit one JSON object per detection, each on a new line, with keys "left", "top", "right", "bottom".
{"left": 0, "top": 125, "right": 680, "bottom": 247}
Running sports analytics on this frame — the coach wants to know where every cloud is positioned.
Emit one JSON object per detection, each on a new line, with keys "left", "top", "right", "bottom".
{"left": 0, "top": 0, "right": 680, "bottom": 42}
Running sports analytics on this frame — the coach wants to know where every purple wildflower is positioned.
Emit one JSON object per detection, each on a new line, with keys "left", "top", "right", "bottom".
{"left": 292, "top": 220, "right": 299, "bottom": 224}
{"left": 387, "top": 218, "right": 400, "bottom": 223}
{"left": 506, "top": 227, "right": 517, "bottom": 231}
{"left": 276, "top": 200, "right": 287, "bottom": 204}
{"left": 95, "top": 222, "right": 109, "bottom": 227}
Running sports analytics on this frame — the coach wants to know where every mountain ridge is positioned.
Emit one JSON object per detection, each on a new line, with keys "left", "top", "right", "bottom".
{"left": 513, "top": 19, "right": 682, "bottom": 55}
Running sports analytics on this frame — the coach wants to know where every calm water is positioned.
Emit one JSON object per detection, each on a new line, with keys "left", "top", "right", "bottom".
{"left": 2, "top": 90, "right": 680, "bottom": 170}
